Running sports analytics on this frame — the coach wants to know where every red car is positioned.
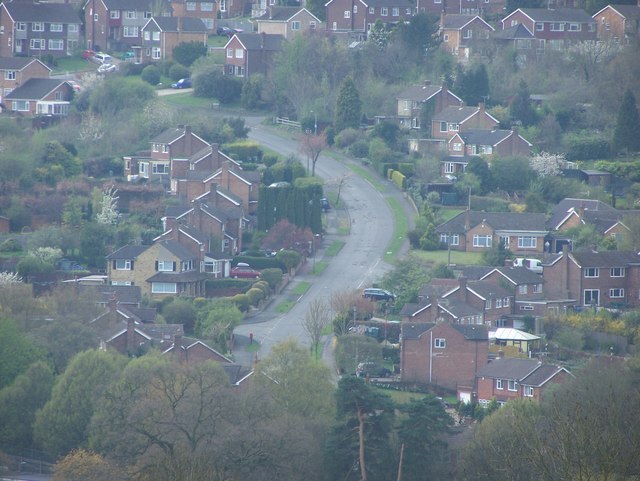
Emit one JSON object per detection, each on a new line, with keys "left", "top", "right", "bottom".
{"left": 82, "top": 49, "right": 96, "bottom": 60}
{"left": 230, "top": 263, "right": 261, "bottom": 279}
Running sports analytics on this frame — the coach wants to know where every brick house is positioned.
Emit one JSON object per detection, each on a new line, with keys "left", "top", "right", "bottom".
{"left": 4, "top": 78, "right": 74, "bottom": 116}
{"left": 0, "top": 57, "right": 50, "bottom": 106}
{"left": 171, "top": 0, "right": 218, "bottom": 32}
{"left": 0, "top": 1, "right": 81, "bottom": 57}
{"left": 501, "top": 8, "right": 597, "bottom": 53}
{"left": 141, "top": 16, "right": 208, "bottom": 62}
{"left": 436, "top": 210, "right": 549, "bottom": 255}
{"left": 224, "top": 32, "right": 284, "bottom": 79}
{"left": 593, "top": 4, "right": 640, "bottom": 44}
{"left": 325, "top": 0, "right": 414, "bottom": 39}
{"left": 431, "top": 103, "right": 499, "bottom": 140}
{"left": 442, "top": 128, "right": 533, "bottom": 178}
{"left": 83, "top": 0, "right": 171, "bottom": 52}
{"left": 400, "top": 322, "right": 488, "bottom": 391}
{"left": 543, "top": 248, "right": 640, "bottom": 309}
{"left": 255, "top": 7, "right": 321, "bottom": 39}
{"left": 395, "top": 81, "right": 461, "bottom": 129}
{"left": 440, "top": 14, "right": 494, "bottom": 60}
{"left": 475, "top": 357, "right": 571, "bottom": 406}
{"left": 417, "top": 0, "right": 507, "bottom": 16}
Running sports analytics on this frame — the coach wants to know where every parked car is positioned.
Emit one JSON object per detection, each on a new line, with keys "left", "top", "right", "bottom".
{"left": 92, "top": 52, "right": 112, "bottom": 64}
{"left": 230, "top": 263, "right": 261, "bottom": 279}
{"left": 217, "top": 26, "right": 242, "bottom": 36}
{"left": 356, "top": 362, "right": 392, "bottom": 378}
{"left": 97, "top": 63, "right": 117, "bottom": 74}
{"left": 67, "top": 80, "right": 81, "bottom": 92}
{"left": 513, "top": 258, "right": 543, "bottom": 274}
{"left": 120, "top": 50, "right": 135, "bottom": 61}
{"left": 362, "top": 288, "right": 396, "bottom": 301}
{"left": 82, "top": 49, "right": 96, "bottom": 60}
{"left": 171, "top": 78, "right": 192, "bottom": 89}
{"left": 321, "top": 198, "right": 330, "bottom": 211}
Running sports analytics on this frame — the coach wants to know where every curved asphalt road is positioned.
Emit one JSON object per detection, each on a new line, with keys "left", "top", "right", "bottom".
{"left": 232, "top": 119, "right": 416, "bottom": 368}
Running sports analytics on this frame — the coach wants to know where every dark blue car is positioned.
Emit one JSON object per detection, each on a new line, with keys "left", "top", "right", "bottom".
{"left": 171, "top": 78, "right": 192, "bottom": 89}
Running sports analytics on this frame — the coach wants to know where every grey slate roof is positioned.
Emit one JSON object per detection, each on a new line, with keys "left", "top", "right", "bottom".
{"left": 4, "top": 2, "right": 81, "bottom": 23}
{"left": 235, "top": 32, "right": 285, "bottom": 51}
{"left": 459, "top": 129, "right": 530, "bottom": 147}
{"left": 436, "top": 211, "right": 548, "bottom": 235}
{"left": 5, "top": 79, "right": 69, "bottom": 101}
{"left": 467, "top": 280, "right": 511, "bottom": 299}
{"left": 102, "top": 0, "right": 171, "bottom": 11}
{"left": 547, "top": 198, "right": 617, "bottom": 229}
{"left": 106, "top": 245, "right": 148, "bottom": 260}
{"left": 433, "top": 105, "right": 482, "bottom": 123}
{"left": 146, "top": 270, "right": 208, "bottom": 282}
{"left": 483, "top": 266, "right": 543, "bottom": 285}
{"left": 570, "top": 250, "right": 640, "bottom": 268}
{"left": 519, "top": 7, "right": 595, "bottom": 23}
{"left": 165, "top": 204, "right": 191, "bottom": 218}
{"left": 450, "top": 323, "right": 488, "bottom": 340}
{"left": 125, "top": 307, "right": 157, "bottom": 323}
{"left": 442, "top": 14, "right": 477, "bottom": 29}
{"left": 493, "top": 23, "right": 534, "bottom": 39}
{"left": 476, "top": 357, "right": 543, "bottom": 380}
{"left": 401, "top": 322, "right": 435, "bottom": 339}
{"left": 152, "top": 127, "right": 185, "bottom": 144}
{"left": 157, "top": 239, "right": 197, "bottom": 260}
{"left": 441, "top": 299, "right": 481, "bottom": 318}
{"left": 459, "top": 265, "right": 494, "bottom": 280}
{"left": 396, "top": 83, "right": 446, "bottom": 102}
{"left": 418, "top": 278, "right": 459, "bottom": 299}
{"left": 153, "top": 16, "right": 207, "bottom": 32}
{"left": 0, "top": 57, "right": 48, "bottom": 71}
{"left": 257, "top": 6, "right": 303, "bottom": 21}
{"left": 178, "top": 224, "right": 208, "bottom": 245}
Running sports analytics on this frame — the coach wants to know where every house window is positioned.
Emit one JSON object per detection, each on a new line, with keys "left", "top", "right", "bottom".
{"left": 69, "top": 24, "right": 79, "bottom": 33}
{"left": 201, "top": 2, "right": 214, "bottom": 10}
{"left": 152, "top": 282, "right": 177, "bottom": 293}
{"left": 152, "top": 47, "right": 161, "bottom": 59}
{"left": 440, "top": 233, "right": 459, "bottom": 246}
{"left": 94, "top": 14, "right": 99, "bottom": 21}
{"left": 219, "top": 0, "right": 226, "bottom": 11}
{"left": 48, "top": 39, "right": 64, "bottom": 50}
{"left": 32, "top": 22, "right": 44, "bottom": 32}
{"left": 501, "top": 236, "right": 509, "bottom": 248}
{"left": 584, "top": 289, "right": 599, "bottom": 306}
{"left": 12, "top": 100, "right": 29, "bottom": 111}
{"left": 157, "top": 260, "right": 175, "bottom": 271}
{"left": 524, "top": 386, "right": 534, "bottom": 397}
{"left": 144, "top": 31, "right": 150, "bottom": 40}
{"left": 485, "top": 299, "right": 492, "bottom": 309}
{"left": 518, "top": 236, "right": 536, "bottom": 249}
{"left": 508, "top": 380, "right": 518, "bottom": 391}
{"left": 50, "top": 23, "right": 63, "bottom": 32}
{"left": 519, "top": 285, "right": 528, "bottom": 295}
{"left": 369, "top": 7, "right": 374, "bottom": 13}
{"left": 16, "top": 22, "right": 26, "bottom": 31}
{"left": 235, "top": 48, "right": 243, "bottom": 58}
{"left": 111, "top": 280, "right": 132, "bottom": 286}
{"left": 202, "top": 18, "right": 213, "bottom": 29}
{"left": 353, "top": 5, "right": 357, "bottom": 13}
{"left": 30, "top": 39, "right": 45, "bottom": 49}
{"left": 144, "top": 11, "right": 152, "bottom": 18}
{"left": 550, "top": 22, "right": 564, "bottom": 31}
{"left": 495, "top": 298, "right": 502, "bottom": 308}
{"left": 496, "top": 379, "right": 503, "bottom": 390}
{"left": 392, "top": 7, "right": 399, "bottom": 16}
{"left": 162, "top": 144, "right": 168, "bottom": 153}
{"left": 568, "top": 23, "right": 581, "bottom": 31}
{"left": 444, "top": 162, "right": 455, "bottom": 174}
{"left": 186, "top": 2, "right": 196, "bottom": 10}
{"left": 152, "top": 162, "right": 169, "bottom": 174}
{"left": 448, "top": 123, "right": 459, "bottom": 131}
{"left": 463, "top": 29, "right": 472, "bottom": 38}
{"left": 520, "top": 305, "right": 534, "bottom": 311}
{"left": 610, "top": 267, "right": 625, "bottom": 277}
{"left": 381, "top": 7, "right": 388, "bottom": 15}
{"left": 153, "top": 31, "right": 160, "bottom": 41}
{"left": 110, "top": 10, "right": 120, "bottom": 18}
{"left": 125, "top": 10, "right": 136, "bottom": 19}
{"left": 534, "top": 283, "right": 542, "bottom": 293}
{"left": 291, "top": 21, "right": 301, "bottom": 30}
{"left": 310, "top": 21, "right": 316, "bottom": 29}
{"left": 434, "top": 338, "right": 446, "bottom": 348}
{"left": 226, "top": 47, "right": 233, "bottom": 58}
{"left": 152, "top": 143, "right": 159, "bottom": 152}
{"left": 535, "top": 22, "right": 543, "bottom": 31}
{"left": 4, "top": 70, "right": 16, "bottom": 80}
{"left": 473, "top": 235, "right": 492, "bottom": 248}
{"left": 115, "top": 259, "right": 132, "bottom": 270}
{"left": 503, "top": 297, "right": 510, "bottom": 307}
{"left": 452, "top": 142, "right": 462, "bottom": 151}
{"left": 584, "top": 268, "right": 599, "bottom": 278}
{"left": 439, "top": 121, "right": 447, "bottom": 132}
{"left": 610, "top": 288, "right": 625, "bottom": 298}
{"left": 344, "top": 10, "right": 351, "bottom": 18}
{"left": 123, "top": 26, "right": 139, "bottom": 37}
{"left": 332, "top": 21, "right": 337, "bottom": 30}
{"left": 139, "top": 162, "right": 148, "bottom": 174}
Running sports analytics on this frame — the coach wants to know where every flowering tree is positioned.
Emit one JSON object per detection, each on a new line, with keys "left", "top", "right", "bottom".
{"left": 530, "top": 151, "right": 565, "bottom": 177}
{"left": 96, "top": 186, "right": 119, "bottom": 225}
{"left": 0, "top": 271, "right": 22, "bottom": 285}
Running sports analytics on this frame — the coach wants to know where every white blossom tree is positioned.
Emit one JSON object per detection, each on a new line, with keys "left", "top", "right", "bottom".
{"left": 530, "top": 151, "right": 565, "bottom": 177}
{"left": 96, "top": 186, "right": 119, "bottom": 225}
{"left": 0, "top": 271, "right": 22, "bottom": 285}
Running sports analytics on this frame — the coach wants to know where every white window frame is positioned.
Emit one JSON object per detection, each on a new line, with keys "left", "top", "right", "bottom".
{"left": 550, "top": 22, "right": 564, "bottom": 31}
{"left": 381, "top": 7, "right": 388, "bottom": 15}
{"left": 110, "top": 10, "right": 120, "bottom": 18}
{"left": 473, "top": 235, "right": 492, "bottom": 248}
{"left": 32, "top": 22, "right": 44, "bottom": 32}
{"left": 123, "top": 26, "right": 139, "bottom": 37}
{"left": 162, "top": 144, "right": 168, "bottom": 153}
{"left": 535, "top": 22, "right": 543, "bottom": 31}
{"left": 186, "top": 1, "right": 197, "bottom": 10}
{"left": 610, "top": 288, "right": 624, "bottom": 298}
{"left": 125, "top": 10, "right": 137, "bottom": 19}
{"left": 152, "top": 162, "right": 169, "bottom": 174}
{"left": 115, "top": 259, "right": 132, "bottom": 270}
{"left": 4, "top": 70, "right": 16, "bottom": 80}
{"left": 518, "top": 236, "right": 537, "bottom": 249}
{"left": 30, "top": 38, "right": 45, "bottom": 49}
{"left": 152, "top": 282, "right": 177, "bottom": 294}
{"left": 444, "top": 162, "right": 455, "bottom": 174}
{"left": 568, "top": 23, "right": 581, "bottom": 31}
{"left": 452, "top": 142, "right": 462, "bottom": 152}
{"left": 518, "top": 285, "right": 528, "bottom": 295}
{"left": 353, "top": 5, "right": 357, "bottom": 13}
{"left": 448, "top": 123, "right": 459, "bottom": 131}
{"left": 434, "top": 338, "right": 446, "bottom": 348}
{"left": 12, "top": 100, "right": 29, "bottom": 111}
{"left": 508, "top": 380, "right": 518, "bottom": 391}
{"left": 495, "top": 298, "right": 502, "bottom": 308}
{"left": 533, "top": 283, "right": 542, "bottom": 293}
{"left": 344, "top": 10, "right": 351, "bottom": 18}
{"left": 524, "top": 386, "right": 534, "bottom": 397}
{"left": 235, "top": 48, "right": 244, "bottom": 58}
{"left": 440, "top": 233, "right": 459, "bottom": 246}
{"left": 16, "top": 22, "right": 26, "bottom": 31}
{"left": 392, "top": 7, "right": 399, "bottom": 16}
{"left": 291, "top": 20, "right": 300, "bottom": 30}
{"left": 157, "top": 260, "right": 174, "bottom": 272}
{"left": 201, "top": 2, "right": 214, "bottom": 10}
{"left": 48, "top": 39, "right": 64, "bottom": 50}
{"left": 584, "top": 289, "right": 599, "bottom": 306}
{"left": 369, "top": 6, "right": 374, "bottom": 13}
{"left": 50, "top": 23, "right": 63, "bottom": 32}
{"left": 610, "top": 267, "right": 625, "bottom": 277}
{"left": 503, "top": 297, "right": 510, "bottom": 307}
{"left": 584, "top": 268, "right": 599, "bottom": 278}
{"left": 440, "top": 121, "right": 447, "bottom": 132}
{"left": 226, "top": 47, "right": 233, "bottom": 58}
{"left": 144, "top": 31, "right": 150, "bottom": 40}
{"left": 152, "top": 47, "right": 161, "bottom": 59}
{"left": 496, "top": 379, "right": 503, "bottom": 390}
{"left": 68, "top": 24, "right": 79, "bottom": 33}
{"left": 463, "top": 28, "right": 472, "bottom": 39}
{"left": 152, "top": 31, "right": 160, "bottom": 41}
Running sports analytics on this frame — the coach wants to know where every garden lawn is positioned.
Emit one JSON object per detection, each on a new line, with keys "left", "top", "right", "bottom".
{"left": 411, "top": 249, "right": 484, "bottom": 265}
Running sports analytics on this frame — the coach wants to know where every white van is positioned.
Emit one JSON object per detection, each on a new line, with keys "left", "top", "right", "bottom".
{"left": 92, "top": 52, "right": 112, "bottom": 64}
{"left": 513, "top": 258, "right": 543, "bottom": 274}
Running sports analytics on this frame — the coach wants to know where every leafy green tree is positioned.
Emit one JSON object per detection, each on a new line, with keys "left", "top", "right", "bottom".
{"left": 509, "top": 80, "right": 538, "bottom": 127}
{"left": 16, "top": 256, "right": 55, "bottom": 279}
{"left": 141, "top": 64, "right": 161, "bottom": 85}
{"left": 162, "top": 298, "right": 197, "bottom": 333}
{"left": 30, "top": 320, "right": 98, "bottom": 374}
{"left": 453, "top": 63, "right": 489, "bottom": 107}
{"left": 34, "top": 349, "right": 128, "bottom": 458}
{"left": 490, "top": 156, "right": 536, "bottom": 193}
{"left": 168, "top": 62, "right": 190, "bottom": 81}
{"left": 80, "top": 222, "right": 112, "bottom": 268}
{"left": 193, "top": 66, "right": 242, "bottom": 104}
{"left": 380, "top": 255, "right": 431, "bottom": 307}
{"left": 397, "top": 395, "right": 453, "bottom": 481}
{"left": 482, "top": 241, "right": 511, "bottom": 266}
{"left": 195, "top": 298, "right": 243, "bottom": 350}
{"left": 0, "top": 362, "right": 54, "bottom": 450}
{"left": 369, "top": 20, "right": 391, "bottom": 49}
{"left": 53, "top": 449, "right": 125, "bottom": 481}
{"left": 172, "top": 41, "right": 207, "bottom": 67}
{"left": 394, "top": 12, "right": 440, "bottom": 59}
{"left": 241, "top": 74, "right": 264, "bottom": 109}
{"left": 326, "top": 377, "right": 395, "bottom": 481}
{"left": 88, "top": 77, "right": 155, "bottom": 115}
{"left": 431, "top": 262, "right": 454, "bottom": 278}
{"left": 334, "top": 77, "right": 362, "bottom": 132}
{"left": 334, "top": 334, "right": 383, "bottom": 375}
{"left": 612, "top": 88, "right": 640, "bottom": 154}
{"left": 371, "top": 121, "right": 400, "bottom": 149}
{"left": 465, "top": 157, "right": 493, "bottom": 194}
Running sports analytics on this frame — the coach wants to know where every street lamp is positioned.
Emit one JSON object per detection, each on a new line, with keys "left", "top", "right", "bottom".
{"left": 310, "top": 110, "right": 317, "bottom": 135}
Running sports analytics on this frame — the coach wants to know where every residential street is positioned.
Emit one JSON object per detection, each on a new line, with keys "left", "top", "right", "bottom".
{"left": 231, "top": 120, "right": 416, "bottom": 370}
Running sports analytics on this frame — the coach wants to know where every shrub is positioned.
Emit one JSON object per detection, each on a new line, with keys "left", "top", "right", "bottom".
{"left": 246, "top": 287, "right": 264, "bottom": 306}
{"left": 253, "top": 280, "right": 271, "bottom": 296}
{"left": 565, "top": 132, "right": 611, "bottom": 161}
{"left": 349, "top": 140, "right": 369, "bottom": 158}
{"left": 141, "top": 65, "right": 161, "bottom": 85}
{"left": 169, "top": 63, "right": 190, "bottom": 81}
{"left": 0, "top": 238, "right": 22, "bottom": 252}
{"left": 263, "top": 153, "right": 279, "bottom": 167}
{"left": 230, "top": 293, "right": 250, "bottom": 312}
{"left": 334, "top": 128, "right": 360, "bottom": 148}
{"left": 260, "top": 268, "right": 283, "bottom": 290}
{"left": 119, "top": 62, "right": 146, "bottom": 76}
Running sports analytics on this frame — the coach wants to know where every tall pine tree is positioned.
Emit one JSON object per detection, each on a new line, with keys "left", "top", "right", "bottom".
{"left": 334, "top": 77, "right": 362, "bottom": 133}
{"left": 613, "top": 88, "right": 640, "bottom": 154}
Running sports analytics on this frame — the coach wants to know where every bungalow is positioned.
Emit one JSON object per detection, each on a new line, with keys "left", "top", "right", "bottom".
{"left": 0, "top": 57, "right": 50, "bottom": 107}
{"left": 255, "top": 7, "right": 321, "bottom": 39}
{"left": 4, "top": 78, "right": 73, "bottom": 116}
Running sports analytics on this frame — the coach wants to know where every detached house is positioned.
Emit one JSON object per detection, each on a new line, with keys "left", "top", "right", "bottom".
{"left": 417, "top": 0, "right": 506, "bottom": 17}
{"left": 0, "top": 1, "right": 81, "bottom": 57}
{"left": 395, "top": 81, "right": 461, "bottom": 129}
{"left": 325, "top": 0, "right": 414, "bottom": 38}
{"left": 501, "top": 8, "right": 597, "bottom": 52}
{"left": 475, "top": 357, "right": 571, "bottom": 405}
{"left": 0, "top": 57, "right": 50, "bottom": 106}
{"left": 5, "top": 78, "right": 74, "bottom": 116}
{"left": 440, "top": 14, "right": 494, "bottom": 60}
{"left": 436, "top": 210, "right": 549, "bottom": 255}
{"left": 255, "top": 7, "right": 321, "bottom": 39}
{"left": 593, "top": 4, "right": 640, "bottom": 44}
{"left": 400, "top": 322, "right": 488, "bottom": 392}
{"left": 141, "top": 16, "right": 208, "bottom": 62}
{"left": 224, "top": 32, "right": 284, "bottom": 79}
{"left": 431, "top": 103, "right": 499, "bottom": 140}
{"left": 442, "top": 128, "right": 532, "bottom": 178}
{"left": 171, "top": 0, "right": 218, "bottom": 32}
{"left": 83, "top": 0, "right": 171, "bottom": 52}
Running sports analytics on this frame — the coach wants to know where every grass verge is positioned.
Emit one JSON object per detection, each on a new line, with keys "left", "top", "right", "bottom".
{"left": 313, "top": 260, "right": 328, "bottom": 275}
{"left": 324, "top": 240, "right": 345, "bottom": 257}
{"left": 291, "top": 281, "right": 311, "bottom": 295}
{"left": 275, "top": 300, "right": 295, "bottom": 313}
{"left": 383, "top": 197, "right": 408, "bottom": 264}
{"left": 245, "top": 341, "right": 260, "bottom": 353}
{"left": 348, "top": 163, "right": 386, "bottom": 192}
{"left": 411, "top": 249, "right": 484, "bottom": 265}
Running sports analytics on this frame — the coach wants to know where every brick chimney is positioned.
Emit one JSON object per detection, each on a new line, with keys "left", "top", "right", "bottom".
{"left": 174, "top": 334, "right": 186, "bottom": 364}
{"left": 126, "top": 318, "right": 136, "bottom": 354}
{"left": 511, "top": 126, "right": 519, "bottom": 155}
{"left": 459, "top": 277, "right": 468, "bottom": 302}
{"left": 164, "top": 215, "right": 177, "bottom": 234}
{"left": 429, "top": 296, "right": 439, "bottom": 322}
{"left": 184, "top": 124, "right": 192, "bottom": 155}
{"left": 209, "top": 182, "right": 218, "bottom": 207}
{"left": 260, "top": 31, "right": 266, "bottom": 49}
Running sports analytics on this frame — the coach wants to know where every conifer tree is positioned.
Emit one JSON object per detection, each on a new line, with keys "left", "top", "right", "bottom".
{"left": 613, "top": 88, "right": 640, "bottom": 154}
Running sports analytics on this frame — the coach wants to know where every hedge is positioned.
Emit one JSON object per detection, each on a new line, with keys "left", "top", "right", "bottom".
{"left": 388, "top": 169, "right": 406, "bottom": 190}
{"left": 232, "top": 256, "right": 286, "bottom": 271}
